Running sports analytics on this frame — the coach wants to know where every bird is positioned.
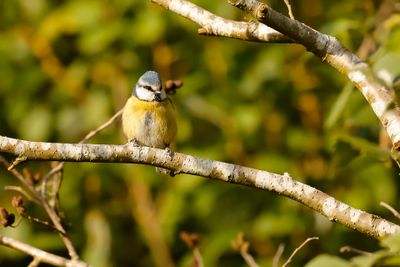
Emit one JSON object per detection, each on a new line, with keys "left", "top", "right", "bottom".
{"left": 122, "top": 70, "right": 177, "bottom": 175}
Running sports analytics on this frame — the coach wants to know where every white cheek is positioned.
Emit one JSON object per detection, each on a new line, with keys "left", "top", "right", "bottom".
{"left": 136, "top": 87, "right": 154, "bottom": 101}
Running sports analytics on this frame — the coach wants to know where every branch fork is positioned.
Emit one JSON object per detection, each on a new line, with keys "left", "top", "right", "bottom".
{"left": 152, "top": 0, "right": 400, "bottom": 150}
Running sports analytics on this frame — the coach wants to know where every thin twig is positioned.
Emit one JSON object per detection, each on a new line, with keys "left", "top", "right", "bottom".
{"left": 283, "top": 0, "right": 294, "bottom": 19}
{"left": 27, "top": 257, "right": 41, "bottom": 267}
{"left": 46, "top": 163, "right": 64, "bottom": 209}
{"left": 41, "top": 108, "right": 123, "bottom": 198}
{"left": 4, "top": 186, "right": 37, "bottom": 203}
{"left": 381, "top": 201, "right": 400, "bottom": 220}
{"left": 0, "top": 234, "right": 90, "bottom": 267}
{"left": 80, "top": 108, "right": 123, "bottom": 144}
{"left": 340, "top": 245, "right": 373, "bottom": 256}
{"left": 20, "top": 213, "right": 64, "bottom": 234}
{"left": 193, "top": 247, "right": 204, "bottom": 267}
{"left": 282, "top": 237, "right": 319, "bottom": 267}
{"left": 241, "top": 250, "right": 259, "bottom": 267}
{"left": 0, "top": 156, "right": 40, "bottom": 202}
{"left": 8, "top": 156, "right": 27, "bottom": 171}
{"left": 180, "top": 231, "right": 203, "bottom": 267}
{"left": 232, "top": 233, "right": 259, "bottom": 267}
{"left": 272, "top": 243, "right": 285, "bottom": 267}
{"left": 41, "top": 163, "right": 64, "bottom": 199}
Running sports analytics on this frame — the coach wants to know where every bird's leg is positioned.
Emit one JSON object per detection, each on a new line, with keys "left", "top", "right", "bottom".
{"left": 164, "top": 145, "right": 175, "bottom": 160}
{"left": 155, "top": 145, "right": 176, "bottom": 177}
{"left": 128, "top": 138, "right": 140, "bottom": 146}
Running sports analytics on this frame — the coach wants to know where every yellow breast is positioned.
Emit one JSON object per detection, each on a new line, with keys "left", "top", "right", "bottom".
{"left": 122, "top": 96, "right": 177, "bottom": 148}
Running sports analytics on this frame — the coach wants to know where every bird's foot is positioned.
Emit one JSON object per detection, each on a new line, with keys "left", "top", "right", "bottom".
{"left": 156, "top": 167, "right": 175, "bottom": 177}
{"left": 165, "top": 146, "right": 175, "bottom": 160}
{"left": 128, "top": 138, "right": 140, "bottom": 146}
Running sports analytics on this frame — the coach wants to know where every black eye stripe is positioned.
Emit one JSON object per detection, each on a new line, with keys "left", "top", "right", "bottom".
{"left": 143, "top": 85, "right": 153, "bottom": 91}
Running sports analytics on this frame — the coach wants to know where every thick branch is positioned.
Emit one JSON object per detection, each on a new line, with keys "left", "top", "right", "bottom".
{"left": 229, "top": 0, "right": 400, "bottom": 149}
{"left": 0, "top": 235, "right": 90, "bottom": 267}
{"left": 1, "top": 135, "right": 399, "bottom": 239}
{"left": 152, "top": 0, "right": 291, "bottom": 42}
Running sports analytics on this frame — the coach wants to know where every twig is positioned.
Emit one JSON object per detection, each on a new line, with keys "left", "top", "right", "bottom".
{"left": 381, "top": 201, "right": 400, "bottom": 220}
{"left": 272, "top": 243, "right": 285, "bottom": 267}
{"left": 43, "top": 162, "right": 64, "bottom": 209}
{"left": 0, "top": 135, "right": 399, "bottom": 239}
{"left": 0, "top": 234, "right": 90, "bottom": 267}
{"left": 282, "top": 237, "right": 319, "bottom": 267}
{"left": 241, "top": 250, "right": 259, "bottom": 267}
{"left": 282, "top": 0, "right": 294, "bottom": 19}
{"left": 41, "top": 162, "right": 64, "bottom": 199}
{"left": 20, "top": 213, "right": 64, "bottom": 234}
{"left": 340, "top": 245, "right": 373, "bottom": 256}
{"left": 79, "top": 109, "right": 123, "bottom": 144}
{"left": 356, "top": 0, "right": 399, "bottom": 60}
{"left": 192, "top": 247, "right": 204, "bottom": 267}
{"left": 41, "top": 108, "right": 124, "bottom": 198}
{"left": 8, "top": 155, "right": 27, "bottom": 171}
{"left": 4, "top": 186, "right": 37, "bottom": 203}
{"left": 27, "top": 257, "right": 41, "bottom": 267}
{"left": 180, "top": 231, "right": 203, "bottom": 267}
{"left": 0, "top": 156, "right": 40, "bottom": 202}
{"left": 232, "top": 233, "right": 259, "bottom": 267}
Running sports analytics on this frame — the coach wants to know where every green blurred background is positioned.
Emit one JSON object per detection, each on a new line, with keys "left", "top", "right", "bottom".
{"left": 1, "top": 0, "right": 400, "bottom": 266}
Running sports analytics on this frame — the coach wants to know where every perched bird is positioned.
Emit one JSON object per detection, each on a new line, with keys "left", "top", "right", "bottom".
{"left": 122, "top": 70, "right": 177, "bottom": 175}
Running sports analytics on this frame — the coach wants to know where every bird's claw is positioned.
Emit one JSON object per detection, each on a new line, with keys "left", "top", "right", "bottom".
{"left": 128, "top": 138, "right": 140, "bottom": 146}
{"left": 165, "top": 147, "right": 175, "bottom": 160}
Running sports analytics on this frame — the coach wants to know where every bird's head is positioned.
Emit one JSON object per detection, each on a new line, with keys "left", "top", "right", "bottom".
{"left": 133, "top": 71, "right": 167, "bottom": 102}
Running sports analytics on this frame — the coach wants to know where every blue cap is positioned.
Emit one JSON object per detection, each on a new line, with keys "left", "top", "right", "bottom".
{"left": 139, "top": 70, "right": 162, "bottom": 86}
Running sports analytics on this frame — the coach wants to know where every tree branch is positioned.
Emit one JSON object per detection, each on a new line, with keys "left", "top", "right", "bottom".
{"left": 151, "top": 0, "right": 291, "bottom": 43}
{"left": 1, "top": 135, "right": 398, "bottom": 239}
{"left": 228, "top": 0, "right": 400, "bottom": 149}
{"left": 282, "top": 237, "right": 319, "bottom": 267}
{"left": 0, "top": 110, "right": 124, "bottom": 265}
{"left": 0, "top": 235, "right": 90, "bottom": 267}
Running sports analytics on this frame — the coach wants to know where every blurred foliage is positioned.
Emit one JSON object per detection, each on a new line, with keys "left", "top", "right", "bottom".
{"left": 306, "top": 232, "right": 400, "bottom": 267}
{"left": 1, "top": 0, "right": 400, "bottom": 266}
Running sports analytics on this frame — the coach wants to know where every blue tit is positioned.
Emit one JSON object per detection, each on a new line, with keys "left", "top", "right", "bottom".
{"left": 122, "top": 71, "right": 177, "bottom": 173}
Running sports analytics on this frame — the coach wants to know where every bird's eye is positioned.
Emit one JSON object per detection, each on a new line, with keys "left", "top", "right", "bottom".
{"left": 143, "top": 85, "right": 153, "bottom": 91}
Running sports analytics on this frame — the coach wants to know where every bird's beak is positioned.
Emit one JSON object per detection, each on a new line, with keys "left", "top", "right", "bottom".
{"left": 154, "top": 91, "right": 162, "bottom": 102}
